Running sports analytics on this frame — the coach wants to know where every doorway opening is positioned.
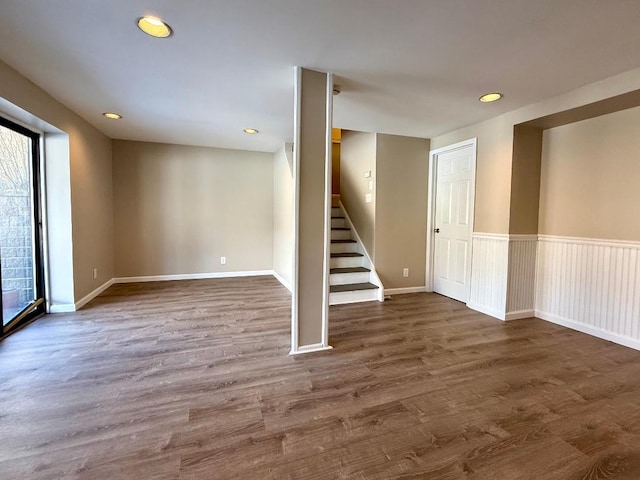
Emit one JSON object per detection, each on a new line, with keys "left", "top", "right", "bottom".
{"left": 0, "top": 116, "right": 46, "bottom": 337}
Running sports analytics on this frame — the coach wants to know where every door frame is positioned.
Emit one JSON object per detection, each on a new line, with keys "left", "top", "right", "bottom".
{"left": 0, "top": 115, "right": 46, "bottom": 337}
{"left": 425, "top": 138, "right": 477, "bottom": 299}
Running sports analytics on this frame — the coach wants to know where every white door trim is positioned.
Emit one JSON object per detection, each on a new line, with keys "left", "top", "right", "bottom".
{"left": 425, "top": 138, "right": 477, "bottom": 298}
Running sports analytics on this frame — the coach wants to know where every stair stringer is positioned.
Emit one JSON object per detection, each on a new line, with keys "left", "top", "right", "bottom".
{"left": 338, "top": 201, "right": 384, "bottom": 303}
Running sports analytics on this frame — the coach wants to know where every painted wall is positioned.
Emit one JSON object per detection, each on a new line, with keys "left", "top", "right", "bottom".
{"left": 112, "top": 140, "right": 274, "bottom": 277}
{"left": 0, "top": 59, "right": 114, "bottom": 305}
{"left": 273, "top": 143, "right": 294, "bottom": 290}
{"left": 430, "top": 115, "right": 514, "bottom": 234}
{"left": 375, "top": 133, "right": 430, "bottom": 289}
{"left": 294, "top": 68, "right": 329, "bottom": 348}
{"left": 539, "top": 106, "right": 640, "bottom": 242}
{"left": 508, "top": 126, "right": 543, "bottom": 234}
{"left": 340, "top": 130, "right": 376, "bottom": 255}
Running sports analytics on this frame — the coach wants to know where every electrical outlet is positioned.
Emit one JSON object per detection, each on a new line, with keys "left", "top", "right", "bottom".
{"left": 93, "top": 268, "right": 98, "bottom": 280}
{"left": 220, "top": 256, "right": 226, "bottom": 265}
{"left": 365, "top": 193, "right": 373, "bottom": 203}
{"left": 403, "top": 268, "right": 409, "bottom": 278}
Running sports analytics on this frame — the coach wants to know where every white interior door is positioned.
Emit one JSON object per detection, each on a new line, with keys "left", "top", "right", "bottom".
{"left": 432, "top": 141, "right": 475, "bottom": 302}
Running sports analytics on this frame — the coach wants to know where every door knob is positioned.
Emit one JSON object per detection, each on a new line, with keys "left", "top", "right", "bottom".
{"left": 434, "top": 228, "right": 440, "bottom": 233}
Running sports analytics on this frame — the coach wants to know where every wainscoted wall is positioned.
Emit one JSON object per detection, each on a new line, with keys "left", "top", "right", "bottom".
{"left": 468, "top": 233, "right": 537, "bottom": 321}
{"left": 506, "top": 235, "right": 538, "bottom": 319}
{"left": 536, "top": 235, "right": 640, "bottom": 350}
{"left": 468, "top": 233, "right": 509, "bottom": 319}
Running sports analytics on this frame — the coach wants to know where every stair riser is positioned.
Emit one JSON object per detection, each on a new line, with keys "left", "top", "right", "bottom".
{"left": 331, "top": 242, "right": 359, "bottom": 254}
{"left": 331, "top": 218, "right": 346, "bottom": 228}
{"left": 331, "top": 230, "right": 352, "bottom": 240}
{"left": 330, "top": 272, "right": 370, "bottom": 285}
{"left": 330, "top": 257, "right": 363, "bottom": 269}
{"left": 330, "top": 289, "right": 379, "bottom": 305}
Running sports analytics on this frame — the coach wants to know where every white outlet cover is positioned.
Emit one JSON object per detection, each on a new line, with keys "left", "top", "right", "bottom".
{"left": 365, "top": 193, "right": 373, "bottom": 203}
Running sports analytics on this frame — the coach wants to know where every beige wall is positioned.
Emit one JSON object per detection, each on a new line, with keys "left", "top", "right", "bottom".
{"left": 295, "top": 68, "right": 329, "bottom": 347}
{"left": 509, "top": 125, "right": 543, "bottom": 234}
{"left": 340, "top": 130, "right": 376, "bottom": 254}
{"left": 375, "top": 134, "right": 430, "bottom": 288}
{"left": 539, "top": 106, "right": 640, "bottom": 241}
{"left": 431, "top": 116, "right": 514, "bottom": 234}
{"left": 0, "top": 59, "right": 114, "bottom": 304}
{"left": 273, "top": 143, "right": 294, "bottom": 289}
{"left": 112, "top": 140, "right": 273, "bottom": 277}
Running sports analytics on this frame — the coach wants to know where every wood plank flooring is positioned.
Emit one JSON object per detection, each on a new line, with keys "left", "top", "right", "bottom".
{"left": 2, "top": 276, "right": 640, "bottom": 479}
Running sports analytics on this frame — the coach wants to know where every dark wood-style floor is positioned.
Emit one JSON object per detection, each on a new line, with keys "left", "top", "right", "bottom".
{"left": 2, "top": 276, "right": 640, "bottom": 479}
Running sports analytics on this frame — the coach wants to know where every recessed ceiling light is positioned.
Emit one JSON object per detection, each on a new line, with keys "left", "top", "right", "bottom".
{"left": 103, "top": 112, "right": 122, "bottom": 120}
{"left": 137, "top": 16, "right": 172, "bottom": 38}
{"left": 479, "top": 92, "right": 503, "bottom": 103}
{"left": 243, "top": 128, "right": 259, "bottom": 134}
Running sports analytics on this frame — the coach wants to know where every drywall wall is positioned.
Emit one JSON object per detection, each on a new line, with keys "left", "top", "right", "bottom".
{"left": 331, "top": 142, "right": 340, "bottom": 194}
{"left": 294, "top": 68, "right": 329, "bottom": 348}
{"left": 509, "top": 125, "right": 543, "bottom": 234}
{"left": 430, "top": 115, "right": 514, "bottom": 234}
{"left": 0, "top": 59, "right": 114, "bottom": 305}
{"left": 375, "top": 134, "right": 430, "bottom": 289}
{"left": 539, "top": 105, "right": 640, "bottom": 241}
{"left": 340, "top": 130, "right": 376, "bottom": 255}
{"left": 112, "top": 140, "right": 274, "bottom": 277}
{"left": 273, "top": 143, "right": 294, "bottom": 290}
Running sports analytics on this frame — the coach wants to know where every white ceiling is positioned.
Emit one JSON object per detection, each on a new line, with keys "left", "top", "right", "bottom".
{"left": 1, "top": 0, "right": 640, "bottom": 152}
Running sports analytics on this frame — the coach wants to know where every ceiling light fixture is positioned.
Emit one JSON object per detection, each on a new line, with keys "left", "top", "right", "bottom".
{"left": 243, "top": 128, "right": 259, "bottom": 134}
{"left": 479, "top": 92, "right": 503, "bottom": 103}
{"left": 103, "top": 112, "right": 123, "bottom": 120}
{"left": 137, "top": 16, "right": 172, "bottom": 38}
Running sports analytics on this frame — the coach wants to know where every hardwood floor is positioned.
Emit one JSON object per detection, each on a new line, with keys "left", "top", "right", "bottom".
{"left": 2, "top": 276, "right": 640, "bottom": 479}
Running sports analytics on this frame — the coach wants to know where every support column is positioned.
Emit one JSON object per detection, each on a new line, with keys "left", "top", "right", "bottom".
{"left": 290, "top": 67, "right": 333, "bottom": 355}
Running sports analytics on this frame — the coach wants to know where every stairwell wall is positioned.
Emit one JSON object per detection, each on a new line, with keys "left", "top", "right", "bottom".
{"left": 340, "top": 131, "right": 376, "bottom": 256}
{"left": 375, "top": 134, "right": 430, "bottom": 289}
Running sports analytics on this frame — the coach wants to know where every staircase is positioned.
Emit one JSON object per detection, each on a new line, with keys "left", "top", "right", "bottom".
{"left": 329, "top": 204, "right": 381, "bottom": 305}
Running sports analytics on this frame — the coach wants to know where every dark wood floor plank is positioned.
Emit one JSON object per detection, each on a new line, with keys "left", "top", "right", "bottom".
{"left": 1, "top": 277, "right": 640, "bottom": 479}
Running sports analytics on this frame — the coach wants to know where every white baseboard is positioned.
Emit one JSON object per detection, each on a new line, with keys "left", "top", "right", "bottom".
{"left": 113, "top": 270, "right": 273, "bottom": 283}
{"left": 289, "top": 343, "right": 333, "bottom": 355}
{"left": 504, "top": 309, "right": 535, "bottom": 321}
{"left": 536, "top": 310, "right": 640, "bottom": 352}
{"left": 48, "top": 304, "right": 76, "bottom": 313}
{"left": 48, "top": 278, "right": 115, "bottom": 313}
{"left": 467, "top": 301, "right": 506, "bottom": 321}
{"left": 384, "top": 286, "right": 427, "bottom": 296}
{"left": 272, "top": 271, "right": 292, "bottom": 292}
{"left": 75, "top": 279, "right": 115, "bottom": 310}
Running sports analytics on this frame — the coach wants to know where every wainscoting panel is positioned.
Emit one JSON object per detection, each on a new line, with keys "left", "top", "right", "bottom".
{"left": 468, "top": 234, "right": 509, "bottom": 319}
{"left": 536, "top": 235, "right": 640, "bottom": 350}
{"left": 506, "top": 236, "right": 538, "bottom": 319}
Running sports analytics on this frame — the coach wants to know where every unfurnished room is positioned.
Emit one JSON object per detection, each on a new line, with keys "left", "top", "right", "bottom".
{"left": 2, "top": 1, "right": 640, "bottom": 479}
